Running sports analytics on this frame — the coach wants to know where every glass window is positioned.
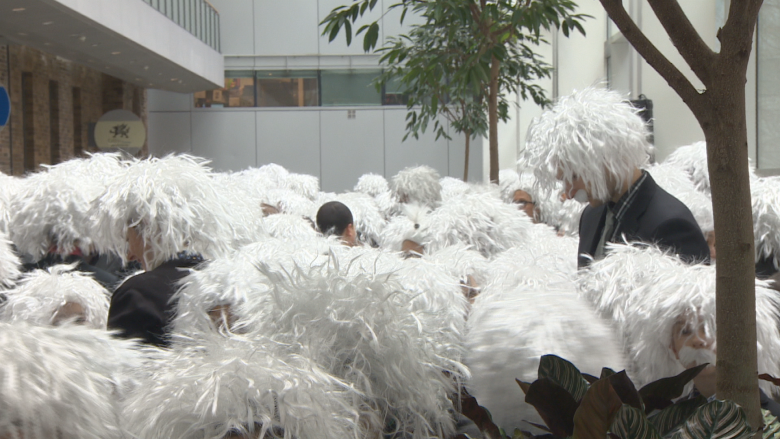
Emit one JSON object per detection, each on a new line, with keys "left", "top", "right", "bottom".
{"left": 320, "top": 70, "right": 382, "bottom": 107}
{"left": 194, "top": 71, "right": 255, "bottom": 108}
{"left": 382, "top": 76, "right": 408, "bottom": 106}
{"left": 256, "top": 70, "right": 319, "bottom": 107}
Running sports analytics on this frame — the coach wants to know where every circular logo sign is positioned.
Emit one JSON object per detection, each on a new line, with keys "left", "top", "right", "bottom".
{"left": 0, "top": 85, "right": 10, "bottom": 134}
{"left": 94, "top": 109, "right": 146, "bottom": 154}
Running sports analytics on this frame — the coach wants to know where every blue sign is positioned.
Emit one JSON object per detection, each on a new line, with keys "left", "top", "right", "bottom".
{"left": 0, "top": 85, "right": 9, "bottom": 130}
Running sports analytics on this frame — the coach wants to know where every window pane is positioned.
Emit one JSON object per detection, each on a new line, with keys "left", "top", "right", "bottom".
{"left": 321, "top": 70, "right": 381, "bottom": 106}
{"left": 194, "top": 71, "right": 255, "bottom": 108}
{"left": 382, "top": 76, "right": 408, "bottom": 106}
{"left": 256, "top": 70, "right": 319, "bottom": 107}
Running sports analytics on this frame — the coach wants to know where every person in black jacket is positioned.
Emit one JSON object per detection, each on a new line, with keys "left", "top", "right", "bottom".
{"left": 98, "top": 155, "right": 233, "bottom": 347}
{"left": 519, "top": 87, "right": 709, "bottom": 268}
{"left": 108, "top": 246, "right": 202, "bottom": 346}
{"left": 574, "top": 170, "right": 710, "bottom": 268}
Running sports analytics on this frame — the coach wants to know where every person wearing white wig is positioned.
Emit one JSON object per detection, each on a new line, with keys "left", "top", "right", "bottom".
{"left": 0, "top": 322, "right": 142, "bottom": 439}
{"left": 390, "top": 165, "right": 443, "bottom": 209}
{"left": 354, "top": 173, "right": 397, "bottom": 219}
{"left": 751, "top": 176, "right": 780, "bottom": 279}
{"left": 0, "top": 264, "right": 110, "bottom": 329}
{"left": 92, "top": 155, "right": 229, "bottom": 346}
{"left": 236, "top": 250, "right": 469, "bottom": 439}
{"left": 579, "top": 243, "right": 780, "bottom": 411}
{"left": 465, "top": 254, "right": 625, "bottom": 434}
{"left": 498, "top": 169, "right": 539, "bottom": 222}
{"left": 519, "top": 86, "right": 709, "bottom": 268}
{"left": 121, "top": 334, "right": 363, "bottom": 439}
{"left": 314, "top": 193, "right": 386, "bottom": 247}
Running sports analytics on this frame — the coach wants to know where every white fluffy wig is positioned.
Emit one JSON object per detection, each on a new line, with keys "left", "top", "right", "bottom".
{"left": 424, "top": 192, "right": 532, "bottom": 257}
{"left": 379, "top": 203, "right": 431, "bottom": 252}
{"left": 662, "top": 141, "right": 711, "bottom": 194}
{"left": 121, "top": 334, "right": 362, "bottom": 439}
{"left": 261, "top": 214, "right": 319, "bottom": 241}
{"left": 578, "top": 243, "right": 780, "bottom": 394}
{"left": 354, "top": 173, "right": 397, "bottom": 219}
{"left": 172, "top": 238, "right": 330, "bottom": 337}
{"left": 519, "top": 87, "right": 651, "bottom": 203}
{"left": 0, "top": 264, "right": 110, "bottom": 329}
{"left": 285, "top": 172, "right": 320, "bottom": 200}
{"left": 90, "top": 155, "right": 234, "bottom": 270}
{"left": 8, "top": 153, "right": 125, "bottom": 259}
{"left": 465, "top": 262, "right": 625, "bottom": 433}
{"left": 0, "top": 322, "right": 142, "bottom": 439}
{"left": 354, "top": 173, "right": 390, "bottom": 197}
{"left": 752, "top": 176, "right": 780, "bottom": 269}
{"left": 390, "top": 165, "right": 443, "bottom": 208}
{"left": 577, "top": 243, "right": 684, "bottom": 324}
{"left": 264, "top": 188, "right": 317, "bottom": 217}
{"left": 647, "top": 163, "right": 713, "bottom": 233}
{"left": 0, "top": 231, "right": 21, "bottom": 288}
{"left": 238, "top": 249, "right": 469, "bottom": 439}
{"left": 439, "top": 176, "right": 473, "bottom": 202}
{"left": 210, "top": 172, "right": 268, "bottom": 249}
{"left": 0, "top": 172, "right": 24, "bottom": 235}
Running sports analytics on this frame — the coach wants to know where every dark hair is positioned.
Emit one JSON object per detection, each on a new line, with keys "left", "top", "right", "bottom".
{"left": 316, "top": 201, "right": 354, "bottom": 237}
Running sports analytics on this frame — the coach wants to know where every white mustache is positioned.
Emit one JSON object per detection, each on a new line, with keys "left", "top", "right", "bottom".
{"left": 678, "top": 346, "right": 717, "bottom": 368}
{"left": 573, "top": 189, "right": 589, "bottom": 203}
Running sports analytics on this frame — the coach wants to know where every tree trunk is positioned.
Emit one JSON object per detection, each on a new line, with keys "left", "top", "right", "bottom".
{"left": 464, "top": 129, "right": 471, "bottom": 181}
{"left": 701, "top": 84, "right": 761, "bottom": 429}
{"left": 488, "top": 55, "right": 500, "bottom": 184}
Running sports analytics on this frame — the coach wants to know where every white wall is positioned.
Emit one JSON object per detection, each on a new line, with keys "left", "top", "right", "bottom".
{"left": 147, "top": 90, "right": 482, "bottom": 192}
{"left": 146, "top": 0, "right": 481, "bottom": 190}
{"left": 757, "top": 0, "right": 780, "bottom": 169}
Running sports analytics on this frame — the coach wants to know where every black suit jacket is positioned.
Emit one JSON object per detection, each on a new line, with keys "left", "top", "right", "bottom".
{"left": 107, "top": 255, "right": 202, "bottom": 347}
{"left": 577, "top": 174, "right": 710, "bottom": 268}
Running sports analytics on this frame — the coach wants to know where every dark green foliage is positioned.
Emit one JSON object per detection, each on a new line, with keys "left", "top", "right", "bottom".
{"left": 461, "top": 355, "right": 755, "bottom": 439}
{"left": 611, "top": 406, "right": 662, "bottom": 439}
{"left": 320, "top": 0, "right": 590, "bottom": 181}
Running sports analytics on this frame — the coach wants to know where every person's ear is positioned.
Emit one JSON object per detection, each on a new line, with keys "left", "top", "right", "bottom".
{"left": 343, "top": 224, "right": 357, "bottom": 245}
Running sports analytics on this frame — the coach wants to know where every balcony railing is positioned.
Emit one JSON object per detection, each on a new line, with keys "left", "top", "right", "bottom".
{"left": 142, "top": 0, "right": 220, "bottom": 52}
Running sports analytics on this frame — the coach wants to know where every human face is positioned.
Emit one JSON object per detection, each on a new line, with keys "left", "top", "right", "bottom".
{"left": 564, "top": 175, "right": 601, "bottom": 207}
{"left": 402, "top": 239, "right": 424, "bottom": 257}
{"left": 208, "top": 304, "right": 238, "bottom": 332}
{"left": 512, "top": 190, "right": 537, "bottom": 222}
{"left": 670, "top": 316, "right": 716, "bottom": 367}
{"left": 341, "top": 224, "right": 358, "bottom": 247}
{"left": 705, "top": 231, "right": 716, "bottom": 261}
{"left": 52, "top": 302, "right": 86, "bottom": 325}
{"left": 126, "top": 227, "right": 149, "bottom": 271}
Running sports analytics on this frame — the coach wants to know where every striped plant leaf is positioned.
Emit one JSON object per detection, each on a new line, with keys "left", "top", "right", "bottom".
{"left": 610, "top": 405, "right": 662, "bottom": 439}
{"left": 664, "top": 400, "right": 753, "bottom": 439}
{"left": 647, "top": 395, "right": 706, "bottom": 436}
{"left": 764, "top": 409, "right": 780, "bottom": 439}
{"left": 538, "top": 355, "right": 590, "bottom": 402}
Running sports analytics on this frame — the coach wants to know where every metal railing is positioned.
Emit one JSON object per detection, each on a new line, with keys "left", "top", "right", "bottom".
{"left": 142, "top": 0, "right": 220, "bottom": 52}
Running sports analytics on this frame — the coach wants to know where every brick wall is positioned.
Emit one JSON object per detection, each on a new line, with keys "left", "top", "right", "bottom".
{"left": 0, "top": 45, "right": 148, "bottom": 175}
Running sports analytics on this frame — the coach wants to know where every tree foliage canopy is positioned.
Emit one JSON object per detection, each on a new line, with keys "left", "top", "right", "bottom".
{"left": 321, "top": 0, "right": 590, "bottom": 182}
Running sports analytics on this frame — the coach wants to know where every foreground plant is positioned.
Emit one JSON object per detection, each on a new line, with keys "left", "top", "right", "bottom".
{"left": 460, "top": 355, "right": 761, "bottom": 439}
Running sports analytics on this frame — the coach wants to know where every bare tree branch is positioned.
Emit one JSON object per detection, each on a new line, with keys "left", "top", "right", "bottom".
{"left": 599, "top": 0, "right": 702, "bottom": 108}
{"left": 646, "top": 0, "right": 716, "bottom": 87}
{"left": 718, "top": 0, "right": 763, "bottom": 58}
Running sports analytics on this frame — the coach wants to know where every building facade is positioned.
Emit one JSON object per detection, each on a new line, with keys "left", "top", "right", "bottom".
{"left": 146, "top": 0, "right": 482, "bottom": 193}
{"left": 0, "top": 0, "right": 224, "bottom": 175}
